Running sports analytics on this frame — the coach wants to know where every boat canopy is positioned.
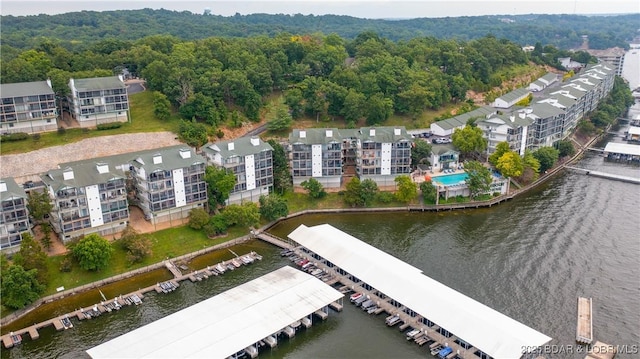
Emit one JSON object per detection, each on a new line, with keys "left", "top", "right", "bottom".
{"left": 86, "top": 266, "right": 342, "bottom": 359}
{"left": 288, "top": 224, "right": 552, "bottom": 359}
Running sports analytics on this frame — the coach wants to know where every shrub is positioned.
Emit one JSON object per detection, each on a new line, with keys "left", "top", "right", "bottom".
{"left": 204, "top": 215, "right": 228, "bottom": 237}
{"left": 0, "top": 132, "right": 29, "bottom": 143}
{"left": 96, "top": 122, "right": 123, "bottom": 130}
{"left": 59, "top": 254, "right": 73, "bottom": 272}
{"left": 216, "top": 129, "right": 224, "bottom": 139}
{"left": 57, "top": 127, "right": 66, "bottom": 135}
{"left": 31, "top": 133, "right": 41, "bottom": 141}
{"left": 376, "top": 192, "right": 395, "bottom": 203}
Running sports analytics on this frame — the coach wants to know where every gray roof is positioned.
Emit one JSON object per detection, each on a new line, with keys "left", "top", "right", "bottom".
{"left": 496, "top": 88, "right": 531, "bottom": 104}
{"left": 42, "top": 162, "right": 126, "bottom": 192}
{"left": 128, "top": 146, "right": 205, "bottom": 173}
{"left": 529, "top": 102, "right": 566, "bottom": 118}
{"left": 0, "top": 81, "right": 54, "bottom": 98}
{"left": 73, "top": 76, "right": 125, "bottom": 92}
{"left": 48, "top": 145, "right": 204, "bottom": 189}
{"left": 289, "top": 128, "right": 343, "bottom": 145}
{"left": 434, "top": 106, "right": 495, "bottom": 131}
{"left": 540, "top": 73, "right": 558, "bottom": 83}
{"left": 358, "top": 126, "right": 412, "bottom": 142}
{"left": 0, "top": 177, "right": 27, "bottom": 201}
{"left": 476, "top": 113, "right": 533, "bottom": 129}
{"left": 204, "top": 137, "right": 273, "bottom": 159}
{"left": 431, "top": 144, "right": 458, "bottom": 155}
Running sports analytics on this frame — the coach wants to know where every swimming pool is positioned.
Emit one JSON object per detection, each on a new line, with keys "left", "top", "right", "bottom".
{"left": 433, "top": 172, "right": 469, "bottom": 186}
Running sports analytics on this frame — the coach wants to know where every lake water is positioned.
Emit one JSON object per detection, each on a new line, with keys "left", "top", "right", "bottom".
{"left": 1, "top": 129, "right": 639, "bottom": 359}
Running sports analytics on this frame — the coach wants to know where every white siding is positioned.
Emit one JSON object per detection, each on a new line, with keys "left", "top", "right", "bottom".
{"left": 311, "top": 144, "right": 322, "bottom": 177}
{"left": 519, "top": 126, "right": 528, "bottom": 155}
{"left": 245, "top": 154, "right": 256, "bottom": 191}
{"left": 173, "top": 168, "right": 186, "bottom": 207}
{"left": 86, "top": 185, "right": 104, "bottom": 227}
{"left": 381, "top": 142, "right": 392, "bottom": 175}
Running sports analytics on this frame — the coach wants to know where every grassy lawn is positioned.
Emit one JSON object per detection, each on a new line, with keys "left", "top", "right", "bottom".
{"left": 1, "top": 91, "right": 181, "bottom": 154}
{"left": 42, "top": 224, "right": 250, "bottom": 296}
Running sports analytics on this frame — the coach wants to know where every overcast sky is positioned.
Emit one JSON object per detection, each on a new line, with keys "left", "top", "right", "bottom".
{"left": 1, "top": 0, "right": 638, "bottom": 18}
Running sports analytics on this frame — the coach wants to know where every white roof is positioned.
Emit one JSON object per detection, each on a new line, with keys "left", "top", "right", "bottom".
{"left": 288, "top": 224, "right": 551, "bottom": 359}
{"left": 87, "top": 266, "right": 343, "bottom": 359}
{"left": 604, "top": 142, "right": 640, "bottom": 156}
{"left": 627, "top": 126, "right": 640, "bottom": 135}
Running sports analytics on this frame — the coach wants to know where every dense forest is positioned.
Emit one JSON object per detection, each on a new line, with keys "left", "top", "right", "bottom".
{"left": 2, "top": 29, "right": 587, "bottom": 130}
{"left": 1, "top": 10, "right": 638, "bottom": 51}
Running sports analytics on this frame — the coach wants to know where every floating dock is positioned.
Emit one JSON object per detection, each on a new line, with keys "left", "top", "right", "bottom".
{"left": 576, "top": 297, "right": 593, "bottom": 344}
{"left": 565, "top": 166, "right": 640, "bottom": 185}
{"left": 284, "top": 224, "right": 552, "bottom": 359}
{"left": 1, "top": 251, "right": 263, "bottom": 349}
{"left": 86, "top": 266, "right": 343, "bottom": 359}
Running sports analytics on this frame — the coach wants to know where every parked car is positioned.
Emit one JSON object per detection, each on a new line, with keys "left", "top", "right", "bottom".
{"left": 432, "top": 137, "right": 451, "bottom": 144}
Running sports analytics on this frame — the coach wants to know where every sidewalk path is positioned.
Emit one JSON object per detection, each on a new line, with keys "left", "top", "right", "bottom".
{"left": 0, "top": 132, "right": 182, "bottom": 181}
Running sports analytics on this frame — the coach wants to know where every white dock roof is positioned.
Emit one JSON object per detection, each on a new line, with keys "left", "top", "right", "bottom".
{"left": 604, "top": 142, "right": 640, "bottom": 156}
{"left": 288, "top": 224, "right": 552, "bottom": 359}
{"left": 86, "top": 266, "right": 343, "bottom": 359}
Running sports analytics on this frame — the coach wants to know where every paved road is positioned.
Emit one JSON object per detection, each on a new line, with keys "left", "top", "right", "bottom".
{"left": 125, "top": 80, "right": 145, "bottom": 94}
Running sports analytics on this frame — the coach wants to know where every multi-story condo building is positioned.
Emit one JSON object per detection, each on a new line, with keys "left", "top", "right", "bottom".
{"left": 289, "top": 128, "right": 343, "bottom": 188}
{"left": 355, "top": 127, "right": 413, "bottom": 186}
{"left": 202, "top": 137, "right": 274, "bottom": 204}
{"left": 586, "top": 47, "right": 626, "bottom": 76}
{"left": 41, "top": 162, "right": 129, "bottom": 242}
{"left": 0, "top": 178, "right": 31, "bottom": 252}
{"left": 475, "top": 112, "right": 533, "bottom": 156}
{"left": 0, "top": 80, "right": 58, "bottom": 134}
{"left": 129, "top": 146, "right": 207, "bottom": 224}
{"left": 68, "top": 75, "right": 129, "bottom": 127}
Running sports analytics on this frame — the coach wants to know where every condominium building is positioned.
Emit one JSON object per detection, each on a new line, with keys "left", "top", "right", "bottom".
{"left": 202, "top": 137, "right": 273, "bottom": 204}
{"left": 355, "top": 127, "right": 413, "bottom": 186}
{"left": 476, "top": 112, "right": 534, "bottom": 156}
{"left": 0, "top": 178, "right": 31, "bottom": 252}
{"left": 289, "top": 128, "right": 343, "bottom": 188}
{"left": 42, "top": 162, "right": 129, "bottom": 242}
{"left": 0, "top": 80, "right": 58, "bottom": 134}
{"left": 68, "top": 75, "right": 129, "bottom": 127}
{"left": 129, "top": 146, "right": 207, "bottom": 224}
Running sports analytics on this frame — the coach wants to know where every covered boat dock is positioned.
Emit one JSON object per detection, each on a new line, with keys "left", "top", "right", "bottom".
{"left": 288, "top": 224, "right": 552, "bottom": 359}
{"left": 86, "top": 266, "right": 343, "bottom": 359}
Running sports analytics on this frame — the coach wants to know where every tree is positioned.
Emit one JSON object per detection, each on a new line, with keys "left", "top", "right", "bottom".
{"left": 301, "top": 178, "right": 326, "bottom": 199}
{"left": 533, "top": 146, "right": 560, "bottom": 173}
{"left": 178, "top": 120, "right": 208, "bottom": 148}
{"left": 495, "top": 151, "right": 524, "bottom": 178}
{"left": 420, "top": 180, "right": 437, "bottom": 204}
{"left": 40, "top": 222, "right": 52, "bottom": 251}
{"left": 13, "top": 232, "right": 49, "bottom": 286}
{"left": 464, "top": 160, "right": 492, "bottom": 199}
{"left": 394, "top": 175, "right": 418, "bottom": 204}
{"left": 489, "top": 141, "right": 511, "bottom": 166}
{"left": 259, "top": 194, "right": 289, "bottom": 221}
{"left": 344, "top": 178, "right": 379, "bottom": 207}
{"left": 365, "top": 93, "right": 394, "bottom": 125}
{"left": 119, "top": 226, "right": 153, "bottom": 264}
{"left": 451, "top": 125, "right": 486, "bottom": 158}
{"left": 204, "top": 215, "right": 228, "bottom": 237}
{"left": 0, "top": 265, "right": 45, "bottom": 309}
{"left": 518, "top": 151, "right": 540, "bottom": 183}
{"left": 26, "top": 190, "right": 52, "bottom": 223}
{"left": 205, "top": 166, "right": 236, "bottom": 209}
{"left": 267, "top": 139, "right": 292, "bottom": 194}
{"left": 188, "top": 208, "right": 210, "bottom": 229}
{"left": 411, "top": 140, "right": 432, "bottom": 168}
{"left": 222, "top": 202, "right": 260, "bottom": 228}
{"left": 153, "top": 91, "right": 171, "bottom": 120}
{"left": 267, "top": 106, "right": 293, "bottom": 131}
{"left": 72, "top": 234, "right": 114, "bottom": 271}
{"left": 284, "top": 88, "right": 304, "bottom": 119}
{"left": 555, "top": 140, "right": 575, "bottom": 158}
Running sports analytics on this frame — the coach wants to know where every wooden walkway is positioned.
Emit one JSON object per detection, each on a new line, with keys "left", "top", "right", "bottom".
{"left": 565, "top": 166, "right": 640, "bottom": 184}
{"left": 576, "top": 297, "right": 593, "bottom": 344}
{"left": 1, "top": 251, "right": 263, "bottom": 349}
